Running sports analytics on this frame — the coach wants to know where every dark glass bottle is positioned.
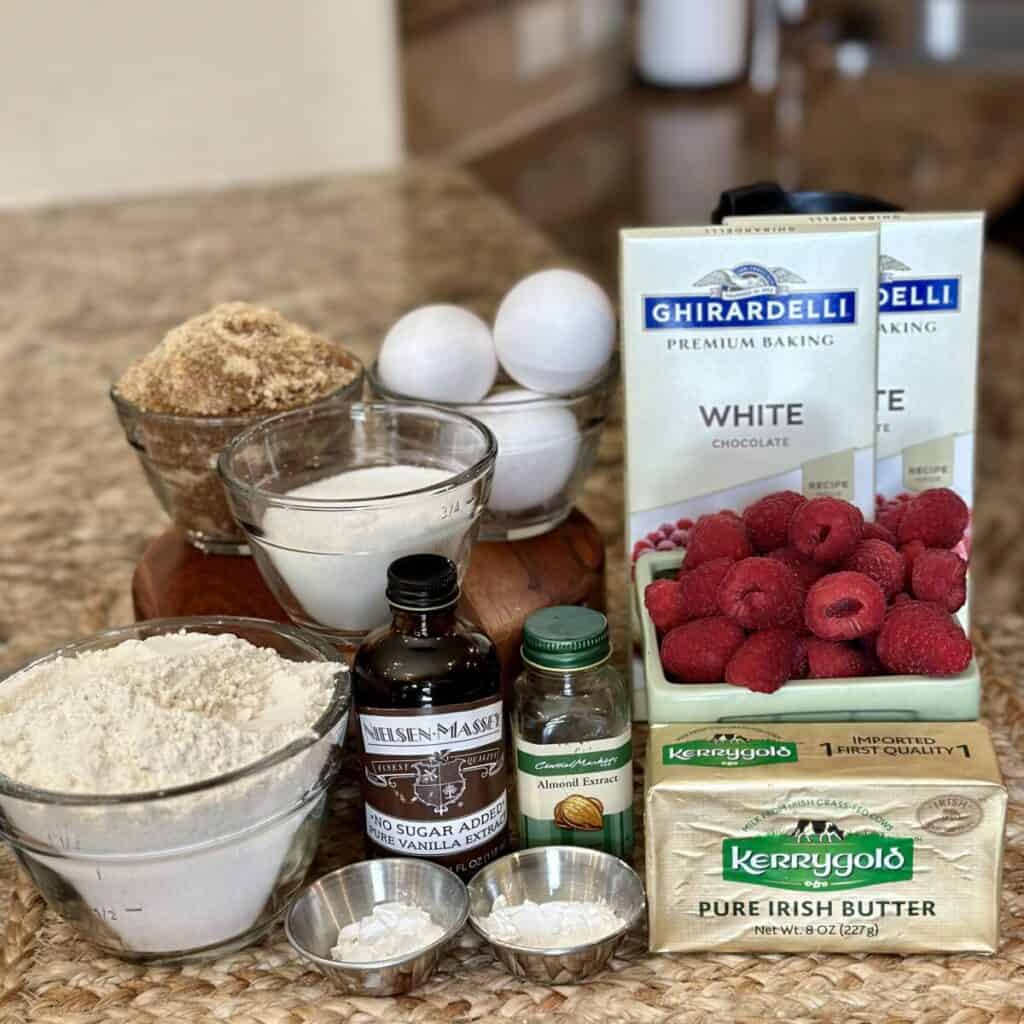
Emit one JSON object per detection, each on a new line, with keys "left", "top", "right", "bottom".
{"left": 352, "top": 553, "right": 508, "bottom": 880}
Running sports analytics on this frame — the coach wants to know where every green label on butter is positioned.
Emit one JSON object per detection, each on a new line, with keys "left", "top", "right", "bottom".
{"left": 663, "top": 740, "right": 798, "bottom": 768}
{"left": 723, "top": 834, "right": 914, "bottom": 891}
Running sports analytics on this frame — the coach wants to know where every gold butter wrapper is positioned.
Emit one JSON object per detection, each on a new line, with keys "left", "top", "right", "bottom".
{"left": 645, "top": 723, "right": 1006, "bottom": 954}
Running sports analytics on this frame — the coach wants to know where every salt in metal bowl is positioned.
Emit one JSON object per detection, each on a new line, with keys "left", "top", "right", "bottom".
{"left": 467, "top": 846, "right": 645, "bottom": 984}
{"left": 285, "top": 858, "right": 469, "bottom": 996}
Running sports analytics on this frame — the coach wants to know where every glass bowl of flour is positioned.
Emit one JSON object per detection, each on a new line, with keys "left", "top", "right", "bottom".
{"left": 0, "top": 617, "right": 350, "bottom": 962}
{"left": 218, "top": 401, "right": 497, "bottom": 646}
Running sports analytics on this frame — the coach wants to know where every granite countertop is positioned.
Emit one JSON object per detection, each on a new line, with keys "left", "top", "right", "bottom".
{"left": 0, "top": 165, "right": 572, "bottom": 673}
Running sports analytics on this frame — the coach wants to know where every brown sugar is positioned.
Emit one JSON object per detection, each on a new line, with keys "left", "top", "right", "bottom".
{"left": 117, "top": 302, "right": 359, "bottom": 416}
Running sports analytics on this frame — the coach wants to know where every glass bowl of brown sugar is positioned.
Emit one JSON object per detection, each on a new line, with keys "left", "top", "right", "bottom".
{"left": 111, "top": 303, "right": 364, "bottom": 554}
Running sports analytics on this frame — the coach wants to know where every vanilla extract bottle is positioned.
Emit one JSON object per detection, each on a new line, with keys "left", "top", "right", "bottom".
{"left": 352, "top": 554, "right": 508, "bottom": 880}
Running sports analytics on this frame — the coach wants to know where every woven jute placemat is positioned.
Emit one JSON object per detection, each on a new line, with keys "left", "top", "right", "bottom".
{"left": 2, "top": 621, "right": 1023, "bottom": 1024}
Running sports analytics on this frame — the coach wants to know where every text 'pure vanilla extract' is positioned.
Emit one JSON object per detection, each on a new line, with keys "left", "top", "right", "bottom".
{"left": 352, "top": 554, "right": 509, "bottom": 880}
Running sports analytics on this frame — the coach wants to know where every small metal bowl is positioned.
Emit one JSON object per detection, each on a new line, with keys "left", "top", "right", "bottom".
{"left": 284, "top": 859, "right": 469, "bottom": 996}
{"left": 467, "top": 846, "right": 646, "bottom": 984}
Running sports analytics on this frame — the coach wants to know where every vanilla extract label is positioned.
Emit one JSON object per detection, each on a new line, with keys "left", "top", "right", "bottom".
{"left": 360, "top": 698, "right": 508, "bottom": 876}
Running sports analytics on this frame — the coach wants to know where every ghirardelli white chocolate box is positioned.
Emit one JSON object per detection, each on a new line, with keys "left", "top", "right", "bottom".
{"left": 726, "top": 212, "right": 984, "bottom": 529}
{"left": 621, "top": 224, "right": 880, "bottom": 716}
{"left": 645, "top": 723, "right": 1006, "bottom": 954}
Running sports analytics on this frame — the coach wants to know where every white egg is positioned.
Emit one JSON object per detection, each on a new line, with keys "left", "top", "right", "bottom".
{"left": 493, "top": 269, "right": 615, "bottom": 396}
{"left": 378, "top": 304, "right": 498, "bottom": 402}
{"left": 475, "top": 389, "right": 580, "bottom": 514}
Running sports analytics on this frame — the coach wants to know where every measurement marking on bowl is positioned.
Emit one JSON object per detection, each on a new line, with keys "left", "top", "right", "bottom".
{"left": 125, "top": 907, "right": 143, "bottom": 913}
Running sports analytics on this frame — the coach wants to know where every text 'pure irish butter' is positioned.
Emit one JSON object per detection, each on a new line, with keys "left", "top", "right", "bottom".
{"left": 644, "top": 722, "right": 1006, "bottom": 954}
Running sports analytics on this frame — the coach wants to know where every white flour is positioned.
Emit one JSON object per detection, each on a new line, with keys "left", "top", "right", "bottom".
{"left": 478, "top": 896, "right": 625, "bottom": 948}
{"left": 0, "top": 632, "right": 336, "bottom": 794}
{"left": 331, "top": 901, "right": 444, "bottom": 962}
{"left": 260, "top": 465, "right": 475, "bottom": 633}
{"left": 0, "top": 631, "right": 346, "bottom": 955}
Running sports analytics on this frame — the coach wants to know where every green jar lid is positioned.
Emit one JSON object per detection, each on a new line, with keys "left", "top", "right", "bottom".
{"left": 521, "top": 606, "right": 610, "bottom": 671}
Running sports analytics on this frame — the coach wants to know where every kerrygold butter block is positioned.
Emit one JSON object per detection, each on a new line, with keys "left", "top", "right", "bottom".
{"left": 645, "top": 723, "right": 1006, "bottom": 954}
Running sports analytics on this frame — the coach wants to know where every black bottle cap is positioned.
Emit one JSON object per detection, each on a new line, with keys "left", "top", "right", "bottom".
{"left": 386, "top": 554, "right": 460, "bottom": 611}
{"left": 711, "top": 180, "right": 902, "bottom": 224}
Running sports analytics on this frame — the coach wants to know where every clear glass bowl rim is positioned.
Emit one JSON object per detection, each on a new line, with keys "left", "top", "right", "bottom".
{"left": 0, "top": 616, "right": 350, "bottom": 808}
{"left": 108, "top": 349, "right": 365, "bottom": 428}
{"left": 365, "top": 352, "right": 620, "bottom": 412}
{"left": 217, "top": 400, "right": 498, "bottom": 512}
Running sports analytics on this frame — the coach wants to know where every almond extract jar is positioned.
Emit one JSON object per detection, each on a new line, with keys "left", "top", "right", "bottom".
{"left": 512, "top": 607, "right": 634, "bottom": 861}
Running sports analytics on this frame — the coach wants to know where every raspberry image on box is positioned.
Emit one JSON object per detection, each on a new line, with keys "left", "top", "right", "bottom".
{"left": 642, "top": 489, "right": 973, "bottom": 695}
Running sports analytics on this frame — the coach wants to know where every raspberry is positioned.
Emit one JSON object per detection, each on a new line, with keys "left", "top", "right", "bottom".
{"left": 911, "top": 549, "right": 968, "bottom": 612}
{"left": 644, "top": 579, "right": 687, "bottom": 633}
{"left": 631, "top": 539, "right": 655, "bottom": 562}
{"left": 901, "top": 540, "right": 927, "bottom": 581}
{"left": 724, "top": 629, "right": 798, "bottom": 693}
{"left": 676, "top": 518, "right": 694, "bottom": 530}
{"left": 792, "top": 635, "right": 810, "bottom": 679}
{"left": 804, "top": 571, "right": 886, "bottom": 640}
{"left": 660, "top": 616, "right": 745, "bottom": 684}
{"left": 788, "top": 497, "right": 864, "bottom": 565}
{"left": 716, "top": 557, "right": 804, "bottom": 629}
{"left": 766, "top": 546, "right": 828, "bottom": 589}
{"left": 842, "top": 539, "right": 906, "bottom": 599}
{"left": 876, "top": 601, "right": 973, "bottom": 676}
{"left": 897, "top": 488, "right": 969, "bottom": 549}
{"left": 891, "top": 592, "right": 914, "bottom": 608}
{"left": 804, "top": 637, "right": 874, "bottom": 679}
{"left": 682, "top": 512, "right": 753, "bottom": 570}
{"left": 862, "top": 521, "right": 898, "bottom": 546}
{"left": 877, "top": 502, "right": 907, "bottom": 537}
{"left": 742, "top": 491, "right": 807, "bottom": 553}
{"left": 675, "top": 557, "right": 733, "bottom": 621}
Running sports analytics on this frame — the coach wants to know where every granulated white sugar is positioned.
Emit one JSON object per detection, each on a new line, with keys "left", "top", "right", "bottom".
{"left": 478, "top": 896, "right": 625, "bottom": 949}
{"left": 0, "top": 631, "right": 337, "bottom": 794}
{"left": 331, "top": 902, "right": 444, "bottom": 962}
{"left": 261, "top": 465, "right": 472, "bottom": 633}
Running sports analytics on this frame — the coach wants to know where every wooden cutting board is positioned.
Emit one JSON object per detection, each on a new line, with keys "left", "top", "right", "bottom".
{"left": 133, "top": 509, "right": 606, "bottom": 690}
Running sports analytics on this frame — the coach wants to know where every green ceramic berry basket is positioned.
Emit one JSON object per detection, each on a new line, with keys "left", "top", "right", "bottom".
{"left": 634, "top": 550, "right": 980, "bottom": 724}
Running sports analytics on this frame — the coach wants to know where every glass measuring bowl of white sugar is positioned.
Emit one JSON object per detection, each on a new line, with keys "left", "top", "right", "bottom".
{"left": 218, "top": 401, "right": 497, "bottom": 647}
{"left": 0, "top": 617, "right": 350, "bottom": 962}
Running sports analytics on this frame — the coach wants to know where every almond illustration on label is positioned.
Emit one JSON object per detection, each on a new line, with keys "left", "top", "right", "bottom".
{"left": 554, "top": 794, "right": 604, "bottom": 831}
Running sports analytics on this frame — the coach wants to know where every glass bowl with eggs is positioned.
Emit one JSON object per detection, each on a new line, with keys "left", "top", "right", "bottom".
{"left": 366, "top": 269, "right": 619, "bottom": 541}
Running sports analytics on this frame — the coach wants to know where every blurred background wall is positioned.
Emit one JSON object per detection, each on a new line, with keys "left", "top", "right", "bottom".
{"left": 0, "top": 0, "right": 403, "bottom": 206}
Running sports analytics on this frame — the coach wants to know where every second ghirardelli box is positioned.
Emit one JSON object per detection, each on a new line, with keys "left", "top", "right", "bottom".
{"left": 621, "top": 223, "right": 880, "bottom": 716}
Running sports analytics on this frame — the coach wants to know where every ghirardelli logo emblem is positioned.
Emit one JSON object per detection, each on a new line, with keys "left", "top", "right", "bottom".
{"left": 879, "top": 253, "right": 959, "bottom": 314}
{"left": 643, "top": 261, "right": 856, "bottom": 330}
{"left": 367, "top": 749, "right": 504, "bottom": 815}
{"left": 692, "top": 263, "right": 805, "bottom": 299}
